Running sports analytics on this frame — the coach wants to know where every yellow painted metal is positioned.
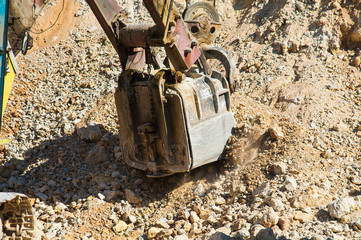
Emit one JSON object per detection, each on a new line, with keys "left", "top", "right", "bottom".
{"left": 0, "top": 50, "right": 17, "bottom": 145}
{"left": 3, "top": 51, "right": 16, "bottom": 118}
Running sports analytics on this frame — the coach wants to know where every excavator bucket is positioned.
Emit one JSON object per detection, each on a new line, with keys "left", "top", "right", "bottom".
{"left": 114, "top": 69, "right": 235, "bottom": 177}
{"left": 86, "top": 0, "right": 236, "bottom": 176}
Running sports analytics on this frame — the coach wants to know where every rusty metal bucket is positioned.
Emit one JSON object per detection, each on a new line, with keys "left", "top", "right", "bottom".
{"left": 115, "top": 69, "right": 235, "bottom": 177}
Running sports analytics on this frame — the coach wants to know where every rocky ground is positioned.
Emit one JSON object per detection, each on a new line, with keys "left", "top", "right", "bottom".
{"left": 2, "top": 0, "right": 361, "bottom": 239}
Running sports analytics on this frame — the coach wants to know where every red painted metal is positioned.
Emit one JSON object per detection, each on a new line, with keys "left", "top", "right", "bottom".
{"left": 173, "top": 19, "right": 200, "bottom": 68}
{"left": 117, "top": 24, "right": 156, "bottom": 48}
{"left": 34, "top": 0, "right": 44, "bottom": 7}
{"left": 125, "top": 48, "right": 146, "bottom": 71}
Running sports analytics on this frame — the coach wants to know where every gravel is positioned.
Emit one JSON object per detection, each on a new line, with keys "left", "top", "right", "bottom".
{"left": 2, "top": 0, "right": 361, "bottom": 239}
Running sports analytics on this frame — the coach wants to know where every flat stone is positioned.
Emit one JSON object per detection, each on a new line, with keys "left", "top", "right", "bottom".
{"left": 293, "top": 211, "right": 313, "bottom": 223}
{"left": 148, "top": 227, "right": 163, "bottom": 239}
{"left": 124, "top": 189, "right": 142, "bottom": 204}
{"left": 174, "top": 234, "right": 189, "bottom": 240}
{"left": 269, "top": 125, "right": 284, "bottom": 140}
{"left": 35, "top": 192, "right": 49, "bottom": 201}
{"left": 190, "top": 211, "right": 200, "bottom": 223}
{"left": 156, "top": 217, "right": 170, "bottom": 229}
{"left": 283, "top": 176, "right": 297, "bottom": 192}
{"left": 112, "top": 220, "right": 127, "bottom": 233}
{"left": 215, "top": 226, "right": 231, "bottom": 235}
{"left": 215, "top": 197, "right": 226, "bottom": 205}
{"left": 278, "top": 216, "right": 291, "bottom": 231}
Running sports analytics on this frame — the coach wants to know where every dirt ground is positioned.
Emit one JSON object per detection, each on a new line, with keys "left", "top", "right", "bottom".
{"left": 2, "top": 0, "right": 361, "bottom": 239}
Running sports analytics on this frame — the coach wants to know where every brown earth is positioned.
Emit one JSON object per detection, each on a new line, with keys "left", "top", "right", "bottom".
{"left": 2, "top": 0, "right": 361, "bottom": 239}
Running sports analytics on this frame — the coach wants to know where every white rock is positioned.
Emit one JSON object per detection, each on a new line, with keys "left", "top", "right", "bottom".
{"left": 261, "top": 209, "right": 279, "bottom": 228}
{"left": 174, "top": 234, "right": 188, "bottom": 240}
{"left": 212, "top": 205, "right": 223, "bottom": 213}
{"left": 270, "top": 162, "right": 287, "bottom": 175}
{"left": 129, "top": 215, "right": 137, "bottom": 223}
{"left": 330, "top": 224, "right": 343, "bottom": 233}
{"left": 148, "top": 227, "right": 163, "bottom": 239}
{"left": 97, "top": 193, "right": 105, "bottom": 200}
{"left": 189, "top": 211, "right": 200, "bottom": 223}
{"left": 112, "top": 220, "right": 127, "bottom": 233}
{"left": 268, "top": 198, "right": 285, "bottom": 211}
{"left": 215, "top": 197, "right": 226, "bottom": 205}
{"left": 328, "top": 197, "right": 356, "bottom": 219}
{"left": 250, "top": 224, "right": 265, "bottom": 237}
{"left": 156, "top": 217, "right": 170, "bottom": 228}
{"left": 193, "top": 183, "right": 205, "bottom": 196}
{"left": 269, "top": 125, "right": 284, "bottom": 140}
{"left": 284, "top": 176, "right": 297, "bottom": 191}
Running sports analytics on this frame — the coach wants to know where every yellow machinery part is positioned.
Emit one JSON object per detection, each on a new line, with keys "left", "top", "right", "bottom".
{"left": 0, "top": 48, "right": 18, "bottom": 145}
{"left": 3, "top": 51, "right": 16, "bottom": 118}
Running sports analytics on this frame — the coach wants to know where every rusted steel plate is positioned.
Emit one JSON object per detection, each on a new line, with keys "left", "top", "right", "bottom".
{"left": 86, "top": 0, "right": 122, "bottom": 51}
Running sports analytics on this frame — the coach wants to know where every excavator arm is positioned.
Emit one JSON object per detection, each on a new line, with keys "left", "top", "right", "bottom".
{"left": 86, "top": 0, "right": 203, "bottom": 72}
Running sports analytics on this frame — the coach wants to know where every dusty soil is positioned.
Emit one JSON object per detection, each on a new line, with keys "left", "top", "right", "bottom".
{"left": 2, "top": 0, "right": 361, "bottom": 239}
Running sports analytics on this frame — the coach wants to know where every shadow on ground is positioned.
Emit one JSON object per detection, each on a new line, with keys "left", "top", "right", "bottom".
{"left": 0, "top": 127, "right": 232, "bottom": 208}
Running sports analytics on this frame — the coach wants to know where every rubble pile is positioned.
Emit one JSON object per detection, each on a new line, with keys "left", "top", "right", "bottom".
{"left": 1, "top": 0, "right": 361, "bottom": 239}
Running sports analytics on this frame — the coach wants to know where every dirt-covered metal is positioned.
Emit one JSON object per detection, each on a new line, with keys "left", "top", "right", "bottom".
{"left": 0, "top": 193, "right": 35, "bottom": 240}
{"left": 115, "top": 69, "right": 235, "bottom": 176}
{"left": 86, "top": 0, "right": 237, "bottom": 176}
{"left": 183, "top": 2, "right": 222, "bottom": 46}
